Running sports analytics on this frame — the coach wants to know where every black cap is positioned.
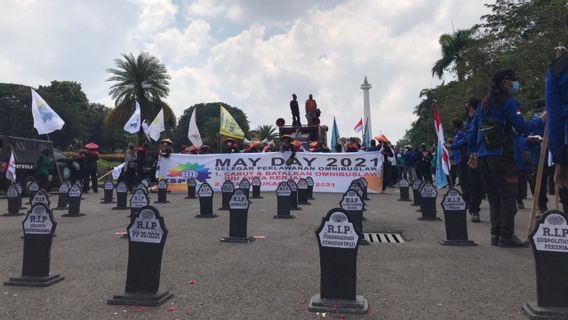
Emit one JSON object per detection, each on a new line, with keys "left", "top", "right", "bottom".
{"left": 492, "top": 69, "right": 518, "bottom": 83}
{"left": 531, "top": 99, "right": 545, "bottom": 112}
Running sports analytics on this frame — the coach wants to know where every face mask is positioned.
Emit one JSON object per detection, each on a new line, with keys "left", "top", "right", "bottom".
{"left": 511, "top": 81, "right": 520, "bottom": 94}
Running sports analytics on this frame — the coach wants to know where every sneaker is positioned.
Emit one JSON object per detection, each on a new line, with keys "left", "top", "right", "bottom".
{"left": 498, "top": 235, "right": 529, "bottom": 248}
{"left": 491, "top": 235, "right": 499, "bottom": 246}
{"left": 471, "top": 212, "right": 481, "bottom": 223}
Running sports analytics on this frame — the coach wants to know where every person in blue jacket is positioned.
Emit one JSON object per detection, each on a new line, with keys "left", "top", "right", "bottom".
{"left": 469, "top": 69, "right": 546, "bottom": 247}
{"left": 523, "top": 99, "right": 548, "bottom": 213}
{"left": 546, "top": 20, "right": 568, "bottom": 213}
{"left": 465, "top": 97, "right": 483, "bottom": 222}
{"left": 513, "top": 132, "right": 531, "bottom": 210}
{"left": 450, "top": 119, "right": 468, "bottom": 203}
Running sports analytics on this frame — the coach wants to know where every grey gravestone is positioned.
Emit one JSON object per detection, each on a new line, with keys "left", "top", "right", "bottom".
{"left": 418, "top": 182, "right": 439, "bottom": 221}
{"left": 251, "top": 177, "right": 262, "bottom": 199}
{"left": 63, "top": 184, "right": 85, "bottom": 217}
{"left": 4, "top": 184, "right": 23, "bottom": 216}
{"left": 340, "top": 189, "right": 368, "bottom": 245}
{"left": 439, "top": 189, "right": 476, "bottom": 246}
{"left": 274, "top": 181, "right": 294, "bottom": 219}
{"left": 55, "top": 182, "right": 70, "bottom": 210}
{"left": 287, "top": 179, "right": 301, "bottom": 211}
{"left": 113, "top": 181, "right": 129, "bottom": 210}
{"left": 219, "top": 180, "right": 235, "bottom": 211}
{"left": 196, "top": 183, "right": 217, "bottom": 218}
{"left": 155, "top": 180, "right": 169, "bottom": 204}
{"left": 27, "top": 181, "right": 39, "bottom": 205}
{"left": 32, "top": 190, "right": 50, "bottom": 208}
{"left": 306, "top": 176, "right": 315, "bottom": 200}
{"left": 185, "top": 178, "right": 197, "bottom": 199}
{"left": 102, "top": 180, "right": 114, "bottom": 204}
{"left": 297, "top": 179, "right": 310, "bottom": 205}
{"left": 239, "top": 178, "right": 251, "bottom": 199}
{"left": 398, "top": 178, "right": 411, "bottom": 201}
{"left": 411, "top": 180, "right": 422, "bottom": 207}
{"left": 221, "top": 189, "right": 254, "bottom": 243}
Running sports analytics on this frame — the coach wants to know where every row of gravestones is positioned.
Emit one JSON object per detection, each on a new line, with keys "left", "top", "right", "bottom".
{"left": 4, "top": 182, "right": 85, "bottom": 218}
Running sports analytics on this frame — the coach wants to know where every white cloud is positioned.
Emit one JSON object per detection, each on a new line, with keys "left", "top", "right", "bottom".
{"left": 130, "top": 0, "right": 177, "bottom": 35}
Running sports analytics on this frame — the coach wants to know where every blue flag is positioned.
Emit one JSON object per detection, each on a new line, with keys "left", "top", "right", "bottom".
{"left": 362, "top": 117, "right": 371, "bottom": 148}
{"left": 330, "top": 117, "right": 340, "bottom": 151}
{"left": 435, "top": 143, "right": 448, "bottom": 188}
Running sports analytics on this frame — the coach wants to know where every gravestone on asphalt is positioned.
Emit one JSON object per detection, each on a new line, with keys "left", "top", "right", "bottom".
{"left": 524, "top": 211, "right": 568, "bottom": 319}
{"left": 130, "top": 189, "right": 149, "bottom": 223}
{"left": 439, "top": 189, "right": 476, "bottom": 246}
{"left": 4, "top": 203, "right": 64, "bottom": 287}
{"left": 306, "top": 176, "right": 315, "bottom": 200}
{"left": 221, "top": 189, "right": 254, "bottom": 243}
{"left": 27, "top": 181, "right": 39, "bottom": 205}
{"left": 239, "top": 178, "right": 251, "bottom": 199}
{"left": 113, "top": 181, "right": 129, "bottom": 210}
{"left": 340, "top": 189, "right": 368, "bottom": 245}
{"left": 196, "top": 183, "right": 217, "bottom": 218}
{"left": 15, "top": 183, "right": 24, "bottom": 210}
{"left": 308, "top": 208, "right": 367, "bottom": 314}
{"left": 411, "top": 179, "right": 422, "bottom": 207}
{"left": 359, "top": 178, "right": 369, "bottom": 200}
{"left": 63, "top": 184, "right": 85, "bottom": 217}
{"left": 155, "top": 180, "right": 169, "bottom": 204}
{"left": 274, "top": 181, "right": 294, "bottom": 219}
{"left": 349, "top": 181, "right": 366, "bottom": 212}
{"left": 108, "top": 206, "right": 173, "bottom": 306}
{"left": 219, "top": 180, "right": 235, "bottom": 211}
{"left": 251, "top": 177, "right": 262, "bottom": 199}
{"left": 185, "top": 178, "right": 197, "bottom": 199}
{"left": 140, "top": 179, "right": 149, "bottom": 189}
{"left": 287, "top": 179, "right": 301, "bottom": 211}
{"left": 55, "top": 182, "right": 70, "bottom": 210}
{"left": 4, "top": 184, "right": 23, "bottom": 216}
{"left": 418, "top": 182, "right": 439, "bottom": 221}
{"left": 102, "top": 180, "right": 114, "bottom": 204}
{"left": 32, "top": 189, "right": 50, "bottom": 208}
{"left": 398, "top": 178, "right": 411, "bottom": 201}
{"left": 297, "top": 178, "right": 311, "bottom": 205}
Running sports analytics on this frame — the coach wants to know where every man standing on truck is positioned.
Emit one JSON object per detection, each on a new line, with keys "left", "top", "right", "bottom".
{"left": 36, "top": 149, "right": 51, "bottom": 190}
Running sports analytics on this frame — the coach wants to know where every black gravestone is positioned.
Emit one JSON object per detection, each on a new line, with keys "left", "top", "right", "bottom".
{"left": 340, "top": 189, "right": 368, "bottom": 245}
{"left": 359, "top": 178, "right": 369, "bottom": 201}
{"left": 32, "top": 189, "right": 51, "bottom": 208}
{"left": 524, "top": 211, "right": 568, "bottom": 319}
{"left": 155, "top": 180, "right": 169, "bottom": 204}
{"left": 101, "top": 180, "right": 115, "bottom": 204}
{"left": 411, "top": 179, "right": 422, "bottom": 207}
{"left": 251, "top": 177, "right": 262, "bottom": 199}
{"left": 130, "top": 189, "right": 150, "bottom": 222}
{"left": 219, "top": 180, "right": 235, "bottom": 211}
{"left": 4, "top": 184, "right": 23, "bottom": 216}
{"left": 140, "top": 179, "right": 149, "bottom": 189}
{"left": 287, "top": 179, "right": 301, "bottom": 211}
{"left": 185, "top": 178, "right": 197, "bottom": 199}
{"left": 108, "top": 206, "right": 173, "bottom": 306}
{"left": 4, "top": 203, "right": 64, "bottom": 287}
{"left": 55, "top": 182, "right": 70, "bottom": 210}
{"left": 308, "top": 208, "right": 367, "bottom": 314}
{"left": 113, "top": 181, "right": 129, "bottom": 210}
{"left": 27, "top": 181, "right": 39, "bottom": 205}
{"left": 63, "top": 184, "right": 85, "bottom": 217}
{"left": 306, "top": 176, "right": 315, "bottom": 200}
{"left": 239, "top": 178, "right": 251, "bottom": 200}
{"left": 274, "top": 181, "right": 294, "bottom": 219}
{"left": 418, "top": 182, "right": 439, "bottom": 221}
{"left": 349, "top": 182, "right": 366, "bottom": 212}
{"left": 398, "top": 178, "right": 411, "bottom": 201}
{"left": 221, "top": 189, "right": 254, "bottom": 243}
{"left": 196, "top": 183, "right": 217, "bottom": 218}
{"left": 439, "top": 189, "right": 476, "bottom": 246}
{"left": 297, "top": 179, "right": 311, "bottom": 205}
{"left": 15, "top": 183, "right": 25, "bottom": 210}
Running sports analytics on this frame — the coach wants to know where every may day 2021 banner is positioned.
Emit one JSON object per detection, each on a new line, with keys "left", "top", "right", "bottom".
{"left": 157, "top": 152, "right": 383, "bottom": 193}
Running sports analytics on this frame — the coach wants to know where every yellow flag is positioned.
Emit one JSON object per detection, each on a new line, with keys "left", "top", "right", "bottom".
{"left": 219, "top": 106, "right": 245, "bottom": 140}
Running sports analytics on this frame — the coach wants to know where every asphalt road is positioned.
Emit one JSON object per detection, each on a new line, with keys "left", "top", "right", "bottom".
{"left": 0, "top": 187, "right": 538, "bottom": 320}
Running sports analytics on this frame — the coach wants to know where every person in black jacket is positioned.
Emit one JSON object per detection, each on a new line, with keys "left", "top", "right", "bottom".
{"left": 290, "top": 94, "right": 301, "bottom": 127}
{"left": 82, "top": 149, "right": 99, "bottom": 193}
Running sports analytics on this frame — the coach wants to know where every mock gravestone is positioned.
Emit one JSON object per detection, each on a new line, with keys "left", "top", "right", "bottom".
{"left": 32, "top": 189, "right": 51, "bottom": 208}
{"left": 130, "top": 189, "right": 150, "bottom": 222}
{"left": 27, "top": 181, "right": 39, "bottom": 205}
{"left": 185, "top": 178, "right": 197, "bottom": 199}
{"left": 4, "top": 203, "right": 64, "bottom": 287}
{"left": 155, "top": 180, "right": 169, "bottom": 204}
{"left": 398, "top": 178, "right": 411, "bottom": 202}
{"left": 63, "top": 184, "right": 85, "bottom": 217}
{"left": 274, "top": 181, "right": 294, "bottom": 219}
{"left": 15, "top": 183, "right": 24, "bottom": 210}
{"left": 418, "top": 182, "right": 439, "bottom": 221}
{"left": 297, "top": 178, "right": 311, "bottom": 205}
{"left": 306, "top": 176, "right": 315, "bottom": 200}
{"left": 108, "top": 206, "right": 173, "bottom": 306}
{"left": 4, "top": 184, "right": 23, "bottom": 216}
{"left": 140, "top": 179, "right": 149, "bottom": 189}
{"left": 196, "top": 183, "right": 217, "bottom": 218}
{"left": 102, "top": 180, "right": 115, "bottom": 204}
{"left": 340, "top": 189, "right": 368, "bottom": 245}
{"left": 219, "top": 180, "right": 235, "bottom": 211}
{"left": 239, "top": 178, "right": 251, "bottom": 200}
{"left": 308, "top": 208, "right": 367, "bottom": 314}
{"left": 439, "top": 189, "right": 476, "bottom": 246}
{"left": 411, "top": 180, "right": 422, "bottom": 207}
{"left": 287, "top": 179, "right": 301, "bottom": 211}
{"left": 221, "top": 189, "right": 254, "bottom": 243}
{"left": 349, "top": 182, "right": 366, "bottom": 212}
{"left": 251, "top": 177, "right": 262, "bottom": 199}
{"left": 55, "top": 182, "right": 70, "bottom": 210}
{"left": 359, "top": 178, "right": 369, "bottom": 201}
{"left": 523, "top": 211, "right": 568, "bottom": 319}
{"left": 113, "top": 181, "right": 129, "bottom": 210}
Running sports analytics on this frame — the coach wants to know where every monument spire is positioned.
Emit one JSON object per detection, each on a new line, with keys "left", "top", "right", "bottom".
{"left": 360, "top": 76, "right": 372, "bottom": 138}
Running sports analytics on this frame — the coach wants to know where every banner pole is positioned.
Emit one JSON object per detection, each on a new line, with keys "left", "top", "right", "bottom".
{"left": 45, "top": 134, "right": 64, "bottom": 186}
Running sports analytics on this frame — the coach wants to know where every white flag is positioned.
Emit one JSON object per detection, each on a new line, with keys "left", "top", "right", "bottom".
{"left": 141, "top": 120, "right": 151, "bottom": 140}
{"left": 6, "top": 151, "right": 16, "bottom": 183}
{"left": 31, "top": 89, "right": 65, "bottom": 135}
{"left": 123, "top": 101, "right": 141, "bottom": 134}
{"left": 147, "top": 109, "right": 165, "bottom": 141}
{"left": 111, "top": 162, "right": 125, "bottom": 180}
{"left": 187, "top": 107, "right": 202, "bottom": 148}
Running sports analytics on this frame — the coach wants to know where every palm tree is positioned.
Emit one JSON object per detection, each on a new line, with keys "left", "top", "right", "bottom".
{"left": 431, "top": 29, "right": 474, "bottom": 81}
{"left": 104, "top": 52, "right": 176, "bottom": 140}
{"left": 254, "top": 124, "right": 278, "bottom": 141}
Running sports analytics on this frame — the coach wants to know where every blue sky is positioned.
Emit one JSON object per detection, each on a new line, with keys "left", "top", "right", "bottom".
{"left": 0, "top": 0, "right": 491, "bottom": 142}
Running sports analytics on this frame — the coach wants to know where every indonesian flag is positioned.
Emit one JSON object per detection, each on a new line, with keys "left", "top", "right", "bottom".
{"left": 432, "top": 100, "right": 450, "bottom": 187}
{"left": 6, "top": 151, "right": 16, "bottom": 183}
{"left": 354, "top": 118, "right": 363, "bottom": 132}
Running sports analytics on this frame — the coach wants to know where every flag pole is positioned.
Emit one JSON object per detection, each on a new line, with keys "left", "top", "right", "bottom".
{"left": 45, "top": 134, "right": 64, "bottom": 186}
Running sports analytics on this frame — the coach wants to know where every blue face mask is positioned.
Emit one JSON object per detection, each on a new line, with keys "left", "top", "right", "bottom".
{"left": 511, "top": 81, "right": 520, "bottom": 94}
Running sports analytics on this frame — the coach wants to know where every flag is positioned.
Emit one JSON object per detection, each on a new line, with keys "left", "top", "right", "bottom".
{"left": 219, "top": 106, "right": 244, "bottom": 140}
{"left": 141, "top": 120, "right": 150, "bottom": 140}
{"left": 354, "top": 118, "right": 363, "bottom": 132}
{"left": 187, "top": 107, "right": 203, "bottom": 148}
{"left": 111, "top": 162, "right": 125, "bottom": 180}
{"left": 362, "top": 117, "right": 371, "bottom": 148}
{"left": 147, "top": 109, "right": 165, "bottom": 141}
{"left": 123, "top": 101, "right": 141, "bottom": 134}
{"left": 6, "top": 151, "right": 16, "bottom": 183}
{"left": 330, "top": 117, "right": 340, "bottom": 150}
{"left": 432, "top": 100, "right": 450, "bottom": 188}
{"left": 31, "top": 89, "right": 65, "bottom": 135}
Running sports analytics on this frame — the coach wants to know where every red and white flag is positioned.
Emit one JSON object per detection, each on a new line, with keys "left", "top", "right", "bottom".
{"left": 6, "top": 151, "right": 16, "bottom": 183}
{"left": 432, "top": 100, "right": 450, "bottom": 176}
{"left": 354, "top": 118, "right": 363, "bottom": 132}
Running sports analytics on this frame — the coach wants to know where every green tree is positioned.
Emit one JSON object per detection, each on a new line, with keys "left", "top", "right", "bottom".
{"left": 431, "top": 29, "right": 474, "bottom": 81}
{"left": 251, "top": 124, "right": 277, "bottom": 141}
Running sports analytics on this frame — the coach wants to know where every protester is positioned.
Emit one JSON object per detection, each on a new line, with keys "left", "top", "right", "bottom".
{"left": 244, "top": 140, "right": 260, "bottom": 153}
{"left": 450, "top": 119, "right": 469, "bottom": 204}
{"left": 513, "top": 132, "right": 531, "bottom": 209}
{"left": 465, "top": 97, "right": 484, "bottom": 222}
{"left": 82, "top": 145, "right": 99, "bottom": 193}
{"left": 124, "top": 143, "right": 137, "bottom": 192}
{"left": 305, "top": 94, "right": 318, "bottom": 126}
{"left": 378, "top": 138, "right": 393, "bottom": 191}
{"left": 417, "top": 143, "right": 433, "bottom": 183}
{"left": 470, "top": 69, "right": 546, "bottom": 247}
{"left": 137, "top": 142, "right": 147, "bottom": 182}
{"left": 223, "top": 138, "right": 240, "bottom": 153}
{"left": 199, "top": 145, "right": 210, "bottom": 154}
{"left": 290, "top": 94, "right": 301, "bottom": 127}
{"left": 524, "top": 99, "right": 548, "bottom": 213}
{"left": 36, "top": 149, "right": 51, "bottom": 190}
{"left": 160, "top": 138, "right": 174, "bottom": 158}
{"left": 402, "top": 146, "right": 416, "bottom": 181}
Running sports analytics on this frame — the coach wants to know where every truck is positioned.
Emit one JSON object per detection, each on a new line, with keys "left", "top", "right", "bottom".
{"left": 0, "top": 135, "right": 70, "bottom": 194}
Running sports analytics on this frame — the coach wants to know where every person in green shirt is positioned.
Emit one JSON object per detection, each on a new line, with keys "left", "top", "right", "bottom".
{"left": 36, "top": 149, "right": 51, "bottom": 190}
